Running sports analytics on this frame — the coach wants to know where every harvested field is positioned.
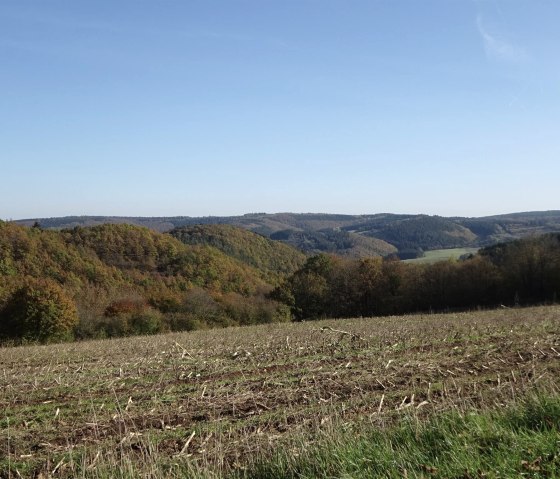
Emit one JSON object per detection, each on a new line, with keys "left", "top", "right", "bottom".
{"left": 1, "top": 305, "right": 559, "bottom": 477}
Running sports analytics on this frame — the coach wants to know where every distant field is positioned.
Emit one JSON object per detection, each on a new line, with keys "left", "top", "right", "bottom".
{"left": 1, "top": 306, "right": 559, "bottom": 478}
{"left": 404, "top": 247, "right": 480, "bottom": 264}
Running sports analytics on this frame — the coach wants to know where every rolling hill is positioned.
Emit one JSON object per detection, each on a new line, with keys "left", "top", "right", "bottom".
{"left": 0, "top": 221, "right": 292, "bottom": 341}
{"left": 352, "top": 215, "right": 478, "bottom": 251}
{"left": 15, "top": 210, "right": 560, "bottom": 258}
{"left": 169, "top": 224, "right": 306, "bottom": 279}
{"left": 268, "top": 228, "right": 397, "bottom": 258}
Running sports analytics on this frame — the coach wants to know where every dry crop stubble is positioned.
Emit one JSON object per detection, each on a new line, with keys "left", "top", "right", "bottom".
{"left": 1, "top": 305, "right": 559, "bottom": 477}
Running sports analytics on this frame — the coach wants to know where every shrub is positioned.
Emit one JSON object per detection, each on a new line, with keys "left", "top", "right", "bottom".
{"left": 129, "top": 310, "right": 166, "bottom": 335}
{"left": 0, "top": 279, "right": 78, "bottom": 343}
{"left": 104, "top": 298, "right": 147, "bottom": 317}
{"left": 164, "top": 313, "right": 206, "bottom": 332}
{"left": 101, "top": 297, "right": 166, "bottom": 336}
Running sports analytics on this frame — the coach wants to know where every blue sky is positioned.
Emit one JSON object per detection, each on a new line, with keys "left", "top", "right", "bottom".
{"left": 1, "top": 0, "right": 558, "bottom": 219}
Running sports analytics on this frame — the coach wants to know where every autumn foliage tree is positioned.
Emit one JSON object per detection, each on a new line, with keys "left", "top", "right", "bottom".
{"left": 0, "top": 279, "right": 78, "bottom": 343}
{"left": 102, "top": 297, "right": 165, "bottom": 336}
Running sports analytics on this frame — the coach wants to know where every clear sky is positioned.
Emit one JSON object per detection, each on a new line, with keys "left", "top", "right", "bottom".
{"left": 1, "top": 0, "right": 559, "bottom": 219}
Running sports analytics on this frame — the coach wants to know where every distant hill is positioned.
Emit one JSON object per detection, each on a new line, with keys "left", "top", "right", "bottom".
{"left": 351, "top": 215, "right": 478, "bottom": 251}
{"left": 16, "top": 210, "right": 560, "bottom": 257}
{"left": 457, "top": 211, "right": 560, "bottom": 245}
{"left": 16, "top": 216, "right": 186, "bottom": 232}
{"left": 269, "top": 229, "right": 397, "bottom": 258}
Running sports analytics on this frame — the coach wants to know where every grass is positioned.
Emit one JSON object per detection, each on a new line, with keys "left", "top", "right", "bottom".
{"left": 404, "top": 247, "right": 480, "bottom": 264}
{"left": 1, "top": 305, "right": 559, "bottom": 477}
{"left": 241, "top": 394, "right": 560, "bottom": 478}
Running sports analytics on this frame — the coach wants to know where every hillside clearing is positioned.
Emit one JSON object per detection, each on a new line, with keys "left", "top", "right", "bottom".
{"left": 1, "top": 305, "right": 559, "bottom": 477}
{"left": 404, "top": 247, "right": 480, "bottom": 264}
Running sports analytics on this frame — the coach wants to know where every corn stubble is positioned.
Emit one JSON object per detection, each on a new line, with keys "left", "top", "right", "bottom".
{"left": 1, "top": 305, "right": 559, "bottom": 477}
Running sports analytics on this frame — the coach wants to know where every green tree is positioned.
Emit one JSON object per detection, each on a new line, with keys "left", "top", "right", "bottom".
{"left": 0, "top": 279, "right": 78, "bottom": 343}
{"left": 280, "top": 254, "right": 338, "bottom": 320}
{"left": 355, "top": 257, "right": 384, "bottom": 315}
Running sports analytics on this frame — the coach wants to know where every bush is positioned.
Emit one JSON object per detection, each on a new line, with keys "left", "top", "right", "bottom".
{"left": 221, "top": 293, "right": 292, "bottom": 325}
{"left": 0, "top": 279, "right": 78, "bottom": 343}
{"left": 100, "top": 297, "right": 166, "bottom": 337}
{"left": 164, "top": 312, "right": 207, "bottom": 332}
{"left": 104, "top": 298, "right": 147, "bottom": 317}
{"left": 129, "top": 310, "right": 166, "bottom": 335}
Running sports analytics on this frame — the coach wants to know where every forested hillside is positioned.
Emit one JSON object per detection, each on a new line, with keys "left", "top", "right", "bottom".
{"left": 169, "top": 224, "right": 306, "bottom": 279}
{"left": 17, "top": 210, "right": 560, "bottom": 258}
{"left": 351, "top": 215, "right": 477, "bottom": 251}
{"left": 0, "top": 222, "right": 289, "bottom": 343}
{"left": 269, "top": 229, "right": 397, "bottom": 258}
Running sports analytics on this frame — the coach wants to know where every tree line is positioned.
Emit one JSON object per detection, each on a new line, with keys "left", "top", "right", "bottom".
{"left": 270, "top": 234, "right": 560, "bottom": 320}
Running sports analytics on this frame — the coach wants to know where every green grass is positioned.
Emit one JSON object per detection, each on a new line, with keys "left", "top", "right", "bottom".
{"left": 241, "top": 395, "right": 560, "bottom": 478}
{"left": 404, "top": 247, "right": 480, "bottom": 264}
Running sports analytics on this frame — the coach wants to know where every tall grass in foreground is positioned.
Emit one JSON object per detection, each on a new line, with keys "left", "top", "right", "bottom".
{"left": 240, "top": 395, "right": 560, "bottom": 479}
